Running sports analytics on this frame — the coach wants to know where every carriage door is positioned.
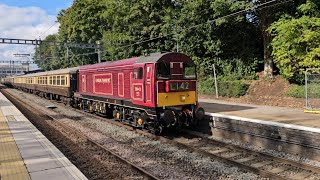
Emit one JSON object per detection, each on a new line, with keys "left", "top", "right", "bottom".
{"left": 144, "top": 64, "right": 153, "bottom": 104}
{"left": 132, "top": 65, "right": 144, "bottom": 104}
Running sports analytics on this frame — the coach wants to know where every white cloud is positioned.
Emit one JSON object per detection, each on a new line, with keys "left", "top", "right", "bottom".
{"left": 0, "top": 4, "right": 59, "bottom": 65}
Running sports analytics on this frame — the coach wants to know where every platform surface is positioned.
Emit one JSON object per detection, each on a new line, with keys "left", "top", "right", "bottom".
{"left": 200, "top": 98, "right": 320, "bottom": 129}
{"left": 0, "top": 92, "right": 87, "bottom": 180}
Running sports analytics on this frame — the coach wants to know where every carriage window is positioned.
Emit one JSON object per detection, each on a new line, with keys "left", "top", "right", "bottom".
{"left": 50, "top": 77, "right": 52, "bottom": 85}
{"left": 156, "top": 62, "right": 170, "bottom": 79}
{"left": 61, "top": 76, "right": 65, "bottom": 86}
{"left": 53, "top": 76, "right": 56, "bottom": 85}
{"left": 133, "top": 68, "right": 143, "bottom": 79}
{"left": 57, "top": 76, "right": 61, "bottom": 85}
{"left": 184, "top": 63, "right": 196, "bottom": 79}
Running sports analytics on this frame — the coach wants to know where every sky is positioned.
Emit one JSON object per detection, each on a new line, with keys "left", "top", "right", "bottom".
{"left": 0, "top": 0, "right": 73, "bottom": 69}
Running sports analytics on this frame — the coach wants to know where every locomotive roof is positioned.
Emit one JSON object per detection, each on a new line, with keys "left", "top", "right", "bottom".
{"left": 79, "top": 52, "right": 192, "bottom": 70}
{"left": 19, "top": 67, "right": 79, "bottom": 77}
{"left": 79, "top": 57, "right": 139, "bottom": 70}
{"left": 136, "top": 52, "right": 191, "bottom": 63}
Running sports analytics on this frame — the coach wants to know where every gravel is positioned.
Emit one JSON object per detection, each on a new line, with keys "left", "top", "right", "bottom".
{"left": 208, "top": 135, "right": 320, "bottom": 168}
{"left": 7, "top": 88, "right": 264, "bottom": 180}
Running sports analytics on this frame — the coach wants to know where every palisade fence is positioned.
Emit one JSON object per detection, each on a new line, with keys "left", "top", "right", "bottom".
{"left": 305, "top": 68, "right": 320, "bottom": 113}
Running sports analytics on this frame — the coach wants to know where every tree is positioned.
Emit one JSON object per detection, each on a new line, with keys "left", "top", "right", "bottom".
{"left": 269, "top": 0, "right": 320, "bottom": 83}
{"left": 57, "top": 0, "right": 107, "bottom": 66}
{"left": 175, "top": 0, "right": 261, "bottom": 78}
{"left": 252, "top": 0, "right": 306, "bottom": 78}
{"left": 100, "top": 0, "right": 177, "bottom": 60}
{"left": 34, "top": 34, "right": 64, "bottom": 71}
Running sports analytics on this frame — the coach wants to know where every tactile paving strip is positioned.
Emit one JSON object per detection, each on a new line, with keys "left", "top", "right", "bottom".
{"left": 0, "top": 110, "right": 30, "bottom": 180}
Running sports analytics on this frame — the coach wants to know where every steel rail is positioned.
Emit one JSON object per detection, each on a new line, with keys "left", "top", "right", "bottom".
{"left": 1, "top": 89, "right": 160, "bottom": 180}
{"left": 40, "top": 98, "right": 287, "bottom": 179}
{"left": 4, "top": 88, "right": 320, "bottom": 179}
{"left": 184, "top": 129, "right": 320, "bottom": 175}
{"left": 57, "top": 100, "right": 320, "bottom": 180}
{"left": 47, "top": 116, "right": 160, "bottom": 180}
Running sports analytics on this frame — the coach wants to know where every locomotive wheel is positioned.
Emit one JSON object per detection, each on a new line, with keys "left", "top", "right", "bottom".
{"left": 153, "top": 122, "right": 165, "bottom": 135}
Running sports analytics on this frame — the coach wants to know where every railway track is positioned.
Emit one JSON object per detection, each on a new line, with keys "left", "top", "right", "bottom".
{"left": 175, "top": 130, "right": 320, "bottom": 180}
{"left": 47, "top": 114, "right": 160, "bottom": 180}
{"left": 3, "top": 87, "right": 320, "bottom": 180}
{"left": 1, "top": 88, "right": 160, "bottom": 180}
{"left": 52, "top": 99, "right": 320, "bottom": 179}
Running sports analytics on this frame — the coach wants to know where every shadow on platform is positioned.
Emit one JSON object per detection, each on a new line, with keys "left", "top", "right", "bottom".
{"left": 200, "top": 102, "right": 255, "bottom": 113}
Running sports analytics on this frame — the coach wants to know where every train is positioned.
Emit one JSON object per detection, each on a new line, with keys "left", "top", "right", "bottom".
{"left": 2, "top": 52, "right": 205, "bottom": 134}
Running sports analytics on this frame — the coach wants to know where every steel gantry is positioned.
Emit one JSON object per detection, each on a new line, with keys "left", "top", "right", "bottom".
{"left": 0, "top": 37, "right": 103, "bottom": 63}
{"left": 0, "top": 38, "right": 98, "bottom": 49}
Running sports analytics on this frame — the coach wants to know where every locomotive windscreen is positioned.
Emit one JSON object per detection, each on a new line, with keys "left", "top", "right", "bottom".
{"left": 156, "top": 62, "right": 170, "bottom": 79}
{"left": 183, "top": 62, "right": 196, "bottom": 79}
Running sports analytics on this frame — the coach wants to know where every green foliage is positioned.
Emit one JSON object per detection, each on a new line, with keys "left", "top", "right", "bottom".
{"left": 33, "top": 0, "right": 320, "bottom": 89}
{"left": 34, "top": 34, "right": 65, "bottom": 71}
{"left": 198, "top": 77, "right": 215, "bottom": 95}
{"left": 219, "top": 80, "right": 249, "bottom": 97}
{"left": 285, "top": 84, "right": 305, "bottom": 98}
{"left": 286, "top": 83, "right": 320, "bottom": 98}
{"left": 100, "top": 0, "right": 176, "bottom": 60}
{"left": 198, "top": 77, "right": 249, "bottom": 97}
{"left": 269, "top": 1, "right": 320, "bottom": 84}
{"left": 176, "top": 0, "right": 262, "bottom": 79}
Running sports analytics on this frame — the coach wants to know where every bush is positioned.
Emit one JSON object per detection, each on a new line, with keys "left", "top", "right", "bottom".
{"left": 219, "top": 81, "right": 250, "bottom": 97}
{"left": 198, "top": 78, "right": 249, "bottom": 97}
{"left": 198, "top": 77, "right": 215, "bottom": 95}
{"left": 286, "top": 85, "right": 305, "bottom": 98}
{"left": 286, "top": 83, "right": 320, "bottom": 98}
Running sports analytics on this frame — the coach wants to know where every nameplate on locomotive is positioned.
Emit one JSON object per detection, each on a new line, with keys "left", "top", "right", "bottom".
{"left": 93, "top": 73, "right": 113, "bottom": 95}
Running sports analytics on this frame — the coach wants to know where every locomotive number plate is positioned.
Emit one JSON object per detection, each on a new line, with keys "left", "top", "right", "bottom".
{"left": 169, "top": 81, "right": 190, "bottom": 91}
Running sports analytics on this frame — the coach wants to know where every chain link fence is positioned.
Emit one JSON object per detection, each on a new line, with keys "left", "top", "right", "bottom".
{"left": 305, "top": 68, "right": 320, "bottom": 113}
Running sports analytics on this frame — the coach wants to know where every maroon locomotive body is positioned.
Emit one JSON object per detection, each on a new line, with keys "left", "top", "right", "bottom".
{"left": 74, "top": 52, "right": 204, "bottom": 133}
{"left": 4, "top": 52, "right": 204, "bottom": 134}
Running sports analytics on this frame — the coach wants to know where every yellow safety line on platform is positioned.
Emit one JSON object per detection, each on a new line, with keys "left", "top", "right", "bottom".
{"left": 304, "top": 109, "right": 320, "bottom": 114}
{"left": 0, "top": 109, "right": 31, "bottom": 180}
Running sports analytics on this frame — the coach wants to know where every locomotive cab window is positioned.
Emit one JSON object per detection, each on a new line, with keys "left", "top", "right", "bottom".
{"left": 156, "top": 62, "right": 170, "bottom": 79}
{"left": 133, "top": 68, "right": 143, "bottom": 79}
{"left": 183, "top": 63, "right": 196, "bottom": 79}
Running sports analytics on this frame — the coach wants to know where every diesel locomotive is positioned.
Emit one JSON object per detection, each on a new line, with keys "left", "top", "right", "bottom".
{"left": 2, "top": 52, "right": 205, "bottom": 134}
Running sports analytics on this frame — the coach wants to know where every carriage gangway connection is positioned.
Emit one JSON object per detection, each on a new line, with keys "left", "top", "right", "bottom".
{"left": 200, "top": 98, "right": 320, "bottom": 161}
{"left": 0, "top": 92, "right": 87, "bottom": 180}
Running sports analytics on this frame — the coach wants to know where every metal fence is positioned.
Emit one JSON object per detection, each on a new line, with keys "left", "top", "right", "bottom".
{"left": 305, "top": 68, "right": 320, "bottom": 112}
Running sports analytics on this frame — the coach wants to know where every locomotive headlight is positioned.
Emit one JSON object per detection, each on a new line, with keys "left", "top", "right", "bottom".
{"left": 137, "top": 118, "right": 143, "bottom": 126}
{"left": 180, "top": 95, "right": 186, "bottom": 102}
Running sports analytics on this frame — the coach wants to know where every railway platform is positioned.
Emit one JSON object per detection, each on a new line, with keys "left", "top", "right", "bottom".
{"left": 0, "top": 92, "right": 87, "bottom": 180}
{"left": 199, "top": 98, "right": 320, "bottom": 161}
{"left": 200, "top": 98, "right": 320, "bottom": 129}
